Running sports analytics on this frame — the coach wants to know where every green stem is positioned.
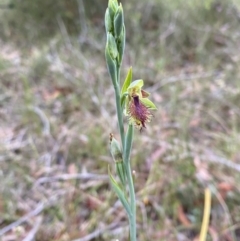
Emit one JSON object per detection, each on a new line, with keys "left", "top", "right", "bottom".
{"left": 114, "top": 67, "right": 125, "bottom": 149}
{"left": 124, "top": 124, "right": 136, "bottom": 241}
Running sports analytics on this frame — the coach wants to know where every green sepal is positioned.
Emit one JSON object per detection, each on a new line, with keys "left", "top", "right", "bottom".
{"left": 140, "top": 98, "right": 157, "bottom": 110}
{"left": 128, "top": 79, "right": 144, "bottom": 90}
{"left": 105, "top": 47, "right": 117, "bottom": 85}
{"left": 108, "top": 166, "right": 132, "bottom": 215}
{"left": 121, "top": 67, "right": 132, "bottom": 96}
{"left": 107, "top": 32, "right": 118, "bottom": 60}
{"left": 105, "top": 9, "right": 112, "bottom": 34}
{"left": 118, "top": 25, "right": 125, "bottom": 64}
{"left": 114, "top": 4, "right": 124, "bottom": 38}
{"left": 116, "top": 160, "right": 126, "bottom": 186}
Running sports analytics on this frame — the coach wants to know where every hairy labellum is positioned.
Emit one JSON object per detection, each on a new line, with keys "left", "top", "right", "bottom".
{"left": 128, "top": 95, "right": 152, "bottom": 130}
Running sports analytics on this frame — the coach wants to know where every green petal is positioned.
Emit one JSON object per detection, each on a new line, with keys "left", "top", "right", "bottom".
{"left": 121, "top": 67, "right": 132, "bottom": 96}
{"left": 140, "top": 98, "right": 157, "bottom": 110}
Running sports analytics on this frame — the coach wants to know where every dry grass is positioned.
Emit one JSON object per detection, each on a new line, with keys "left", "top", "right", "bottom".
{"left": 1, "top": 0, "right": 240, "bottom": 240}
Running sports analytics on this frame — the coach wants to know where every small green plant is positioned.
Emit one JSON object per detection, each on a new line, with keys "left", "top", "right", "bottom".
{"left": 104, "top": 0, "right": 157, "bottom": 240}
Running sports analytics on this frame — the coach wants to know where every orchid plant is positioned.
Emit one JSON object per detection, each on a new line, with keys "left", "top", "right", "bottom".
{"left": 105, "top": 0, "right": 156, "bottom": 240}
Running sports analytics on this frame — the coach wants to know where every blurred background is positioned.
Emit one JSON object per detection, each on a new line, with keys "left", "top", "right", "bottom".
{"left": 0, "top": 0, "right": 240, "bottom": 240}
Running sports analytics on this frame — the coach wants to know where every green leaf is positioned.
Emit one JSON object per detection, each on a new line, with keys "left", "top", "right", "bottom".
{"left": 121, "top": 67, "right": 132, "bottom": 96}
{"left": 116, "top": 160, "right": 126, "bottom": 187}
{"left": 108, "top": 166, "right": 132, "bottom": 216}
{"left": 140, "top": 98, "right": 157, "bottom": 110}
{"left": 128, "top": 79, "right": 143, "bottom": 90}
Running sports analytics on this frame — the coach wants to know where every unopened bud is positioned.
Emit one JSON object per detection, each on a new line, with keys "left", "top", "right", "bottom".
{"left": 114, "top": 4, "right": 124, "bottom": 38}
{"left": 105, "top": 47, "right": 117, "bottom": 85}
{"left": 110, "top": 134, "right": 126, "bottom": 186}
{"left": 105, "top": 9, "right": 112, "bottom": 33}
{"left": 110, "top": 134, "right": 122, "bottom": 161}
{"left": 117, "top": 25, "right": 125, "bottom": 64}
{"left": 108, "top": 0, "right": 118, "bottom": 19}
{"left": 106, "top": 32, "right": 118, "bottom": 60}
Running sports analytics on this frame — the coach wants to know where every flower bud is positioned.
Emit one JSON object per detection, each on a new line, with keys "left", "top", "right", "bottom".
{"left": 105, "top": 9, "right": 112, "bottom": 33}
{"left": 109, "top": 134, "right": 126, "bottom": 186}
{"left": 114, "top": 4, "right": 124, "bottom": 38}
{"left": 108, "top": 0, "right": 118, "bottom": 19}
{"left": 105, "top": 47, "right": 117, "bottom": 85}
{"left": 118, "top": 25, "right": 125, "bottom": 64}
{"left": 110, "top": 135, "right": 122, "bottom": 162}
{"left": 106, "top": 32, "right": 118, "bottom": 60}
